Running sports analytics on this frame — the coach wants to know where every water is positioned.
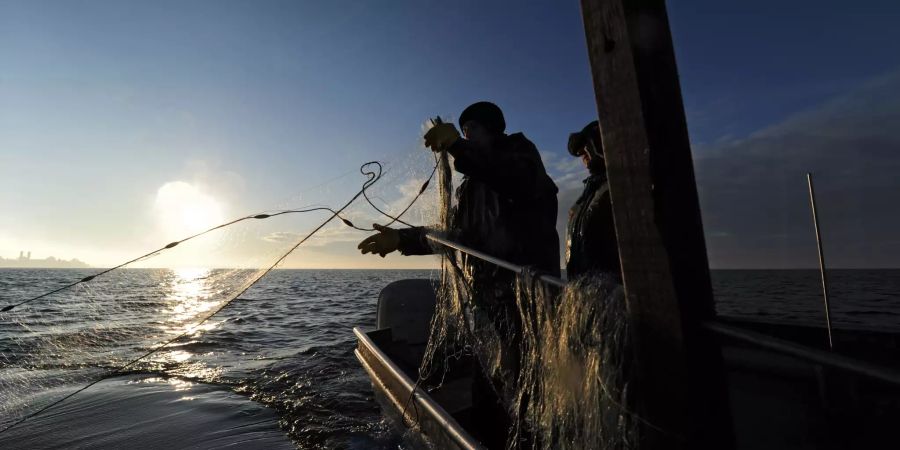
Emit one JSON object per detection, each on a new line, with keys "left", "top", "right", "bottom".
{"left": 712, "top": 269, "right": 900, "bottom": 330}
{"left": 1, "top": 268, "right": 898, "bottom": 449}
{"left": 0, "top": 268, "right": 436, "bottom": 449}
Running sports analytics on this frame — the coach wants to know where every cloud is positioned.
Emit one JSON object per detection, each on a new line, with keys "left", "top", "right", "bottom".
{"left": 260, "top": 174, "right": 439, "bottom": 250}
{"left": 263, "top": 226, "right": 363, "bottom": 247}
{"left": 694, "top": 70, "right": 900, "bottom": 268}
{"left": 263, "top": 231, "right": 302, "bottom": 244}
{"left": 304, "top": 225, "right": 367, "bottom": 247}
{"left": 538, "top": 71, "right": 900, "bottom": 269}
{"left": 543, "top": 150, "right": 591, "bottom": 267}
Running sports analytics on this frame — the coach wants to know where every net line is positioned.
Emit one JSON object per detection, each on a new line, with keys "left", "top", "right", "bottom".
{"left": 0, "top": 157, "right": 438, "bottom": 434}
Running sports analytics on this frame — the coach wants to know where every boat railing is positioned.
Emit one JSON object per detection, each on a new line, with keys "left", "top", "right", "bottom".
{"left": 427, "top": 234, "right": 566, "bottom": 288}
{"left": 425, "top": 233, "right": 900, "bottom": 387}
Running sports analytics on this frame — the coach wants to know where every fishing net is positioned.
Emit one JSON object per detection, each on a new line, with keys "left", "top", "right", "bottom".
{"left": 511, "top": 272, "right": 636, "bottom": 449}
{"left": 2, "top": 118, "right": 639, "bottom": 449}
{"left": 419, "top": 151, "right": 637, "bottom": 449}
{"left": 0, "top": 146, "right": 440, "bottom": 438}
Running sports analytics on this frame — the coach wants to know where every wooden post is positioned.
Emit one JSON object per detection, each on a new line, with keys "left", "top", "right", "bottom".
{"left": 579, "top": 0, "right": 733, "bottom": 448}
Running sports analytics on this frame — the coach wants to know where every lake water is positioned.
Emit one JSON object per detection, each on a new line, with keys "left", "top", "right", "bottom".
{"left": 0, "top": 268, "right": 897, "bottom": 448}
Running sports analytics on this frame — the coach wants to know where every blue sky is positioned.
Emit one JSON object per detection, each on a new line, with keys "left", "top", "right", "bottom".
{"left": 1, "top": 0, "right": 898, "bottom": 268}
{"left": 670, "top": 0, "right": 900, "bottom": 146}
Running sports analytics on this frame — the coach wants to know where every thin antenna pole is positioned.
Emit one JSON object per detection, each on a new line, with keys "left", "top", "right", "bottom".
{"left": 807, "top": 172, "right": 834, "bottom": 350}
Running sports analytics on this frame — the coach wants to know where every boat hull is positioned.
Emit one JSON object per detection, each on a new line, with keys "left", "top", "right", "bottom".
{"left": 354, "top": 327, "right": 485, "bottom": 450}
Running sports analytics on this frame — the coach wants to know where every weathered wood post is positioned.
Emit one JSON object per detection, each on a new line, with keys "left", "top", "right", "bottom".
{"left": 579, "top": 0, "right": 734, "bottom": 447}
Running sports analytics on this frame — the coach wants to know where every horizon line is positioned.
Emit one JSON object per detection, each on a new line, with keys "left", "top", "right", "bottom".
{"left": 3, "top": 266, "right": 900, "bottom": 271}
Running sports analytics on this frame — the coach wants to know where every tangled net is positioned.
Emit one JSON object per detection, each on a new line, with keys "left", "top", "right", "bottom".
{"left": 419, "top": 151, "right": 637, "bottom": 449}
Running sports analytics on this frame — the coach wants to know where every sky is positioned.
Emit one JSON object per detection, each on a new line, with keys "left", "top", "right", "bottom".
{"left": 1, "top": 0, "right": 898, "bottom": 269}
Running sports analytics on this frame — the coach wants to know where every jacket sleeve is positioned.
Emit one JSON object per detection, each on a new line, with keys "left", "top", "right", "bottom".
{"left": 396, "top": 226, "right": 434, "bottom": 256}
{"left": 446, "top": 138, "right": 546, "bottom": 202}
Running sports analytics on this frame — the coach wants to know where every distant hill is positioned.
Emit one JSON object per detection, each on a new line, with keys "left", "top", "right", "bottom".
{"left": 0, "top": 252, "right": 90, "bottom": 268}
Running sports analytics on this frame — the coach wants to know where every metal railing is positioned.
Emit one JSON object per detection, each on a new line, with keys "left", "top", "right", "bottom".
{"left": 703, "top": 321, "right": 900, "bottom": 385}
{"left": 425, "top": 233, "right": 900, "bottom": 387}
{"left": 427, "top": 234, "right": 566, "bottom": 288}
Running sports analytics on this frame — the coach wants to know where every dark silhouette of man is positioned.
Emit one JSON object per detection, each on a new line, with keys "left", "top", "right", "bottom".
{"left": 359, "top": 101, "right": 559, "bottom": 275}
{"left": 565, "top": 120, "right": 620, "bottom": 280}
{"left": 358, "top": 101, "right": 559, "bottom": 444}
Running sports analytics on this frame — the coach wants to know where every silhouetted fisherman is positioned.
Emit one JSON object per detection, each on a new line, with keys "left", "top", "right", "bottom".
{"left": 565, "top": 120, "right": 621, "bottom": 280}
{"left": 358, "top": 101, "right": 559, "bottom": 446}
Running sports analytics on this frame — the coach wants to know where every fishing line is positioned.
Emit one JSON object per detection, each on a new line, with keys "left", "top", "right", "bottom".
{"left": 365, "top": 117, "right": 444, "bottom": 228}
{"left": 0, "top": 155, "right": 442, "bottom": 432}
{"left": 362, "top": 153, "right": 439, "bottom": 229}
{"left": 1, "top": 157, "right": 439, "bottom": 313}
{"left": 0, "top": 161, "right": 390, "bottom": 434}
{"left": 0, "top": 208, "right": 353, "bottom": 312}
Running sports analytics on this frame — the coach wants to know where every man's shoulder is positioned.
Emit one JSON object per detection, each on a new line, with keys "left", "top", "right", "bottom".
{"left": 501, "top": 133, "right": 540, "bottom": 157}
{"left": 504, "top": 132, "right": 534, "bottom": 146}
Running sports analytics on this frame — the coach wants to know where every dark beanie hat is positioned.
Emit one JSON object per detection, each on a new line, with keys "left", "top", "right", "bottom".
{"left": 568, "top": 120, "right": 601, "bottom": 157}
{"left": 458, "top": 101, "right": 506, "bottom": 134}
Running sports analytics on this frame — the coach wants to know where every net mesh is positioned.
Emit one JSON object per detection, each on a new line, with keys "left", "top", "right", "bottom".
{"left": 511, "top": 272, "right": 636, "bottom": 449}
{"left": 0, "top": 148, "right": 439, "bottom": 434}
{"left": 2, "top": 131, "right": 637, "bottom": 448}
{"left": 419, "top": 154, "right": 637, "bottom": 449}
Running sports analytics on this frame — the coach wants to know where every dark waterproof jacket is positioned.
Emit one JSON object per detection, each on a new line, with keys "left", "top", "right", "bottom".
{"left": 396, "top": 132, "right": 559, "bottom": 413}
{"left": 565, "top": 173, "right": 620, "bottom": 279}
{"left": 397, "top": 133, "right": 560, "bottom": 276}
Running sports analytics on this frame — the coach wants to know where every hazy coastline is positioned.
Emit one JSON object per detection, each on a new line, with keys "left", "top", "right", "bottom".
{"left": 0, "top": 254, "right": 89, "bottom": 269}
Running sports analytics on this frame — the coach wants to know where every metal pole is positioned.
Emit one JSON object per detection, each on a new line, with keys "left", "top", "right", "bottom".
{"left": 704, "top": 322, "right": 900, "bottom": 385}
{"left": 807, "top": 172, "right": 834, "bottom": 350}
{"left": 425, "top": 233, "right": 566, "bottom": 288}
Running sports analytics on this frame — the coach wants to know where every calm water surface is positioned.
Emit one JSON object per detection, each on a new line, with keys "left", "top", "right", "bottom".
{"left": 1, "top": 268, "right": 897, "bottom": 448}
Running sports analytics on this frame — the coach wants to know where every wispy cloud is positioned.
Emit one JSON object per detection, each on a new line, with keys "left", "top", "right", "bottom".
{"left": 695, "top": 70, "right": 900, "bottom": 268}
{"left": 263, "top": 231, "right": 302, "bottom": 244}
{"left": 261, "top": 169, "right": 446, "bottom": 249}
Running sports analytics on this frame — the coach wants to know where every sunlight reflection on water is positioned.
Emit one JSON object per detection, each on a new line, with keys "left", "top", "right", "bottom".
{"left": 148, "top": 268, "right": 228, "bottom": 378}
{"left": 161, "top": 268, "right": 218, "bottom": 331}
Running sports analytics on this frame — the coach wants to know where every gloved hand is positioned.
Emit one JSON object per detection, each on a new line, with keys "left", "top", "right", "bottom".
{"left": 357, "top": 224, "right": 400, "bottom": 257}
{"left": 423, "top": 122, "right": 461, "bottom": 152}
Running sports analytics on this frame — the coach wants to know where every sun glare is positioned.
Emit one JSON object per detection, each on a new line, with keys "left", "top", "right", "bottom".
{"left": 155, "top": 181, "right": 226, "bottom": 236}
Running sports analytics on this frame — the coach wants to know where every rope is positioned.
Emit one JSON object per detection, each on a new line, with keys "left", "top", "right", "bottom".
{"left": 0, "top": 159, "right": 438, "bottom": 434}
{"left": 1, "top": 158, "right": 439, "bottom": 313}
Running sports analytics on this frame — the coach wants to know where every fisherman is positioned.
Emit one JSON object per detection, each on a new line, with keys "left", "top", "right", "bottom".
{"left": 358, "top": 101, "right": 559, "bottom": 274}
{"left": 565, "top": 120, "right": 621, "bottom": 280}
{"left": 358, "top": 101, "right": 559, "bottom": 444}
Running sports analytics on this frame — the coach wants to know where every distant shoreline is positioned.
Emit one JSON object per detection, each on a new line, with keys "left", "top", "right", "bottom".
{"left": 2, "top": 267, "right": 899, "bottom": 271}
{"left": 0, "top": 259, "right": 90, "bottom": 269}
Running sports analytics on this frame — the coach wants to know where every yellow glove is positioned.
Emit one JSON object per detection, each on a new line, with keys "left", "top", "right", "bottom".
{"left": 357, "top": 224, "right": 400, "bottom": 257}
{"left": 423, "top": 122, "right": 461, "bottom": 152}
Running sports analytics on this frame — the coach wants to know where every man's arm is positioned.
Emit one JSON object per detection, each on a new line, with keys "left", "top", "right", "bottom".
{"left": 396, "top": 226, "right": 434, "bottom": 256}
{"left": 358, "top": 224, "right": 435, "bottom": 257}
